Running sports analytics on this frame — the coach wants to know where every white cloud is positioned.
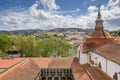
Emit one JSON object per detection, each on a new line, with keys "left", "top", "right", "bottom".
{"left": 39, "top": 0, "right": 59, "bottom": 10}
{"left": 0, "top": 0, "right": 120, "bottom": 31}
{"left": 51, "top": 8, "right": 80, "bottom": 14}
{"left": 87, "top": 6, "right": 97, "bottom": 12}
{"left": 1, "top": 16, "right": 23, "bottom": 25}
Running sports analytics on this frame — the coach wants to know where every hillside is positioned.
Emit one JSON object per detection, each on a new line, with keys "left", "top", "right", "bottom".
{"left": 110, "top": 30, "right": 120, "bottom": 37}
{"left": 0, "top": 28, "right": 94, "bottom": 35}
{"left": 0, "top": 29, "right": 42, "bottom": 35}
{"left": 49, "top": 28, "right": 93, "bottom": 34}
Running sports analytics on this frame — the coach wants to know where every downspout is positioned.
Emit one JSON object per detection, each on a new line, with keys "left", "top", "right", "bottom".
{"left": 106, "top": 59, "right": 107, "bottom": 73}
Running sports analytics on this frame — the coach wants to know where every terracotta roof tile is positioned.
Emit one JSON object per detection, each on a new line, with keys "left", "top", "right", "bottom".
{"left": 71, "top": 58, "right": 91, "bottom": 80}
{"left": 0, "top": 57, "right": 112, "bottom": 80}
{"left": 31, "top": 58, "right": 74, "bottom": 68}
{"left": 0, "top": 58, "right": 24, "bottom": 68}
{"left": 89, "top": 31, "right": 111, "bottom": 38}
{"left": 0, "top": 59, "right": 40, "bottom": 80}
{"left": 93, "top": 43, "right": 120, "bottom": 65}
{"left": 82, "top": 63, "right": 112, "bottom": 80}
{"left": 79, "top": 42, "right": 89, "bottom": 53}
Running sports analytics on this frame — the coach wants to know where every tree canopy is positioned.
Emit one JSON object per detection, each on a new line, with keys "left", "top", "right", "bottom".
{"left": 38, "top": 37, "right": 76, "bottom": 57}
{"left": 0, "top": 34, "right": 12, "bottom": 52}
{"left": 13, "top": 35, "right": 76, "bottom": 57}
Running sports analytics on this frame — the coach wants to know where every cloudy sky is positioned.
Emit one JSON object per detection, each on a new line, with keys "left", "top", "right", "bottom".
{"left": 0, "top": 0, "right": 120, "bottom": 31}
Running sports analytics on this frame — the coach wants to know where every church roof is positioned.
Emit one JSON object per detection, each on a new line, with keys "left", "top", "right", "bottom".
{"left": 93, "top": 43, "right": 120, "bottom": 65}
{"left": 88, "top": 30, "right": 111, "bottom": 38}
{"left": 88, "top": 8, "right": 112, "bottom": 39}
{"left": 31, "top": 58, "right": 73, "bottom": 68}
{"left": 82, "top": 63, "right": 112, "bottom": 80}
{"left": 0, "top": 59, "right": 39, "bottom": 80}
{"left": 79, "top": 42, "right": 89, "bottom": 53}
{"left": 0, "top": 58, "right": 24, "bottom": 68}
{"left": 0, "top": 57, "right": 112, "bottom": 80}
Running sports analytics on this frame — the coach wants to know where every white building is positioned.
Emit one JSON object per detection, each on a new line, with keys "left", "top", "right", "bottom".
{"left": 77, "top": 8, "right": 120, "bottom": 80}
{"left": 90, "top": 43, "right": 120, "bottom": 79}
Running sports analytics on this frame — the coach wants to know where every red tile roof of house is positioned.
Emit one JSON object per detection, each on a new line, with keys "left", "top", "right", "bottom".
{"left": 93, "top": 43, "right": 120, "bottom": 65}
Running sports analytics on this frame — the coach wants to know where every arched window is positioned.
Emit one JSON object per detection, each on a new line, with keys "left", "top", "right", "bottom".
{"left": 67, "top": 77, "right": 73, "bottom": 80}
{"left": 61, "top": 77, "right": 66, "bottom": 80}
{"left": 54, "top": 77, "right": 59, "bottom": 80}
{"left": 113, "top": 72, "right": 118, "bottom": 80}
{"left": 42, "top": 77, "right": 46, "bottom": 80}
{"left": 48, "top": 77, "right": 52, "bottom": 80}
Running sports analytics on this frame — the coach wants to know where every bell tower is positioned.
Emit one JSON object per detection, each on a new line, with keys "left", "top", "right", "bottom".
{"left": 95, "top": 8, "right": 104, "bottom": 31}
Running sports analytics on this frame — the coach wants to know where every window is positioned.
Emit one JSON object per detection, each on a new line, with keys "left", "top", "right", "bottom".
{"left": 42, "top": 77, "right": 46, "bottom": 80}
{"left": 48, "top": 77, "right": 52, "bottom": 80}
{"left": 54, "top": 77, "right": 59, "bottom": 80}
{"left": 98, "top": 62, "right": 102, "bottom": 69}
{"left": 67, "top": 77, "right": 73, "bottom": 80}
{"left": 94, "top": 57, "right": 98, "bottom": 65}
{"left": 41, "top": 69, "right": 74, "bottom": 80}
{"left": 61, "top": 77, "right": 66, "bottom": 80}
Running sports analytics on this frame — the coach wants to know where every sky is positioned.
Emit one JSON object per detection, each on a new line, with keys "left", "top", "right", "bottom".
{"left": 0, "top": 0, "right": 120, "bottom": 31}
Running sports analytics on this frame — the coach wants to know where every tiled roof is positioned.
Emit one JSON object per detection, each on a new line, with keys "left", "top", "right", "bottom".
{"left": 79, "top": 42, "right": 89, "bottom": 53}
{"left": 71, "top": 58, "right": 91, "bottom": 80}
{"left": 0, "top": 58, "right": 24, "bottom": 68}
{"left": 82, "top": 63, "right": 112, "bottom": 80}
{"left": 0, "top": 57, "right": 112, "bottom": 80}
{"left": 31, "top": 58, "right": 73, "bottom": 68}
{"left": 0, "top": 59, "right": 39, "bottom": 80}
{"left": 88, "top": 30, "right": 111, "bottom": 38}
{"left": 93, "top": 43, "right": 120, "bottom": 65}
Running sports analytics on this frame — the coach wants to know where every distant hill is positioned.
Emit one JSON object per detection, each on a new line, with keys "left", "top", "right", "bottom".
{"left": 0, "top": 28, "right": 94, "bottom": 35}
{"left": 110, "top": 30, "right": 120, "bottom": 37}
{"left": 49, "top": 28, "right": 93, "bottom": 34}
{"left": 0, "top": 29, "right": 42, "bottom": 35}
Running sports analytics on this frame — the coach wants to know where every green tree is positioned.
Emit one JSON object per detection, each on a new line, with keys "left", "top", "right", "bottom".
{"left": 0, "top": 34, "right": 12, "bottom": 52}
{"left": 14, "top": 35, "right": 39, "bottom": 57}
{"left": 13, "top": 35, "right": 76, "bottom": 57}
{"left": 38, "top": 37, "right": 76, "bottom": 57}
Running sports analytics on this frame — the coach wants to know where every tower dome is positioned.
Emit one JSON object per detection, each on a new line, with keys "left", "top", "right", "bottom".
{"left": 88, "top": 8, "right": 111, "bottom": 38}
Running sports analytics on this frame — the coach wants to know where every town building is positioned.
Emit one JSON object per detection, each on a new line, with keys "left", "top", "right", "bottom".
{"left": 77, "top": 8, "right": 120, "bottom": 80}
